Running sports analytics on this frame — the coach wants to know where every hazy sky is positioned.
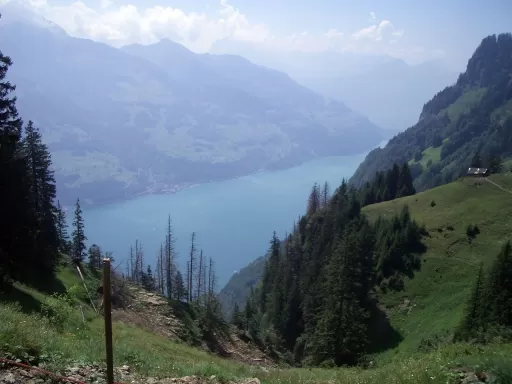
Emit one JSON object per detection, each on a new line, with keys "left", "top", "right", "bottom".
{"left": 3, "top": 0, "right": 511, "bottom": 69}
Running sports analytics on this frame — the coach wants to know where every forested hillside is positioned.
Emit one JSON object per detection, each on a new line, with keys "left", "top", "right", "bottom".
{"left": 350, "top": 33, "right": 512, "bottom": 190}
{"left": 228, "top": 169, "right": 423, "bottom": 366}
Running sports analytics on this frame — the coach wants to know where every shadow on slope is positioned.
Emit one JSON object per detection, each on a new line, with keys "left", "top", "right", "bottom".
{"left": 367, "top": 299, "right": 403, "bottom": 355}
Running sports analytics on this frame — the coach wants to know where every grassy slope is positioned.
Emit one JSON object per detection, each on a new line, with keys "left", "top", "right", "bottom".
{"left": 2, "top": 263, "right": 510, "bottom": 383}
{"left": 363, "top": 173, "right": 512, "bottom": 362}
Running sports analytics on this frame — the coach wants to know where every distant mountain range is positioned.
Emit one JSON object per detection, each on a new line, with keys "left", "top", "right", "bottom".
{"left": 1, "top": 3, "right": 385, "bottom": 205}
{"left": 210, "top": 40, "right": 459, "bottom": 131}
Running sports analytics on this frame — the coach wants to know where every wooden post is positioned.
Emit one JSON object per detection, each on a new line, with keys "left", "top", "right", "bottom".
{"left": 103, "top": 258, "right": 114, "bottom": 384}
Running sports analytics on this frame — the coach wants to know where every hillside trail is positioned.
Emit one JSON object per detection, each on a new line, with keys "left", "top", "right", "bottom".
{"left": 484, "top": 177, "right": 512, "bottom": 194}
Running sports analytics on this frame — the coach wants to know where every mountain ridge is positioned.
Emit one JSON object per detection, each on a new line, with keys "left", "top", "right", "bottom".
{"left": 1, "top": 9, "right": 385, "bottom": 205}
{"left": 349, "top": 33, "right": 512, "bottom": 190}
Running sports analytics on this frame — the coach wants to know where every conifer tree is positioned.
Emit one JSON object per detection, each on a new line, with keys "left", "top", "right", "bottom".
{"left": 156, "top": 243, "right": 165, "bottom": 295}
{"left": 456, "top": 262, "right": 485, "bottom": 339}
{"left": 260, "top": 232, "right": 280, "bottom": 312}
{"left": 165, "top": 215, "right": 175, "bottom": 298}
{"left": 231, "top": 302, "right": 244, "bottom": 330}
{"left": 307, "top": 183, "right": 320, "bottom": 215}
{"left": 56, "top": 200, "right": 70, "bottom": 253}
{"left": 188, "top": 232, "right": 197, "bottom": 302}
{"left": 174, "top": 270, "right": 186, "bottom": 301}
{"left": 197, "top": 249, "right": 204, "bottom": 304}
{"left": 0, "top": 41, "right": 38, "bottom": 283}
{"left": 71, "top": 198, "right": 87, "bottom": 264}
{"left": 321, "top": 181, "right": 330, "bottom": 208}
{"left": 486, "top": 240, "right": 512, "bottom": 326}
{"left": 141, "top": 264, "right": 155, "bottom": 291}
{"left": 87, "top": 244, "right": 102, "bottom": 270}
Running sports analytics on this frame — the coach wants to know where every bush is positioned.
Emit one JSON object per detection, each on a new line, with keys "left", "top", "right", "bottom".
{"left": 466, "top": 224, "right": 480, "bottom": 239}
{"left": 430, "top": 200, "right": 436, "bottom": 207}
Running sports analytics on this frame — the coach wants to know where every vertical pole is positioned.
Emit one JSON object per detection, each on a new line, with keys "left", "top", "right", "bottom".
{"left": 103, "top": 258, "right": 114, "bottom": 384}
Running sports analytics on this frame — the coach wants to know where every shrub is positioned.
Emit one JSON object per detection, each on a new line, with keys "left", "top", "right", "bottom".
{"left": 430, "top": 200, "right": 436, "bottom": 207}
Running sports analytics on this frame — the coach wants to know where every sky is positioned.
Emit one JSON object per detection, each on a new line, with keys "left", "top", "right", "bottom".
{"left": 2, "top": 0, "right": 512, "bottom": 69}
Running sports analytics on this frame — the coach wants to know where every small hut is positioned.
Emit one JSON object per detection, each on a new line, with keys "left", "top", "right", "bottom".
{"left": 466, "top": 167, "right": 489, "bottom": 177}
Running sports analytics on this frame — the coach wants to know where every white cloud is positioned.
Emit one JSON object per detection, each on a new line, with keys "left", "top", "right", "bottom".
{"left": 353, "top": 20, "right": 403, "bottom": 42}
{"left": 0, "top": 0, "right": 441, "bottom": 62}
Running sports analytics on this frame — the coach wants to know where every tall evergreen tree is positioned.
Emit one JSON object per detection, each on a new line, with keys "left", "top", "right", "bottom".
{"left": 188, "top": 232, "right": 197, "bottom": 302}
{"left": 0, "top": 36, "right": 38, "bottom": 284}
{"left": 321, "top": 181, "right": 331, "bottom": 208}
{"left": 174, "top": 269, "right": 186, "bottom": 301}
{"left": 456, "top": 262, "right": 486, "bottom": 338}
{"left": 307, "top": 183, "right": 320, "bottom": 215}
{"left": 231, "top": 302, "right": 244, "bottom": 329}
{"left": 88, "top": 244, "right": 102, "bottom": 270}
{"left": 197, "top": 249, "right": 205, "bottom": 304}
{"left": 486, "top": 240, "right": 512, "bottom": 327}
{"left": 165, "top": 215, "right": 175, "bottom": 298}
{"left": 141, "top": 264, "right": 155, "bottom": 291}
{"left": 56, "top": 200, "right": 70, "bottom": 253}
{"left": 71, "top": 198, "right": 87, "bottom": 264}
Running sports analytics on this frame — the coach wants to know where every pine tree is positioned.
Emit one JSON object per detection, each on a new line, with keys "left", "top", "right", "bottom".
{"left": 71, "top": 198, "right": 87, "bottom": 264}
{"left": 141, "top": 264, "right": 155, "bottom": 291}
{"left": 129, "top": 244, "right": 134, "bottom": 281}
{"left": 231, "top": 302, "right": 244, "bottom": 330}
{"left": 321, "top": 181, "right": 331, "bottom": 208}
{"left": 165, "top": 215, "right": 175, "bottom": 298}
{"left": 56, "top": 201, "right": 70, "bottom": 253}
{"left": 23, "top": 121, "right": 59, "bottom": 273}
{"left": 397, "top": 163, "right": 415, "bottom": 197}
{"left": 88, "top": 244, "right": 102, "bottom": 270}
{"left": 456, "top": 262, "right": 485, "bottom": 339}
{"left": 260, "top": 232, "right": 280, "bottom": 312}
{"left": 486, "top": 240, "right": 512, "bottom": 327}
{"left": 174, "top": 270, "right": 186, "bottom": 301}
{"left": 197, "top": 249, "right": 204, "bottom": 304}
{"left": 188, "top": 232, "right": 197, "bottom": 302}
{"left": 0, "top": 38, "right": 38, "bottom": 284}
{"left": 156, "top": 243, "right": 165, "bottom": 295}
{"left": 307, "top": 183, "right": 320, "bottom": 215}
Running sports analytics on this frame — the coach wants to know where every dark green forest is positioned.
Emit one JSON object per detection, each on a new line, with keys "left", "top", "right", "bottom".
{"left": 231, "top": 175, "right": 426, "bottom": 366}
{"left": 456, "top": 241, "right": 512, "bottom": 343}
{"left": 0, "top": 40, "right": 63, "bottom": 288}
{"left": 350, "top": 33, "right": 512, "bottom": 191}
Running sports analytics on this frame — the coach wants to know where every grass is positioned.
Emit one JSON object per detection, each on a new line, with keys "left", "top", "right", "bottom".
{"left": 1, "top": 289, "right": 510, "bottom": 384}
{"left": 363, "top": 174, "right": 512, "bottom": 363}
{"left": 2, "top": 175, "right": 512, "bottom": 382}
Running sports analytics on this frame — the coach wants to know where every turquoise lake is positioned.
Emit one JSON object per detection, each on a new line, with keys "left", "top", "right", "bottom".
{"left": 72, "top": 147, "right": 381, "bottom": 289}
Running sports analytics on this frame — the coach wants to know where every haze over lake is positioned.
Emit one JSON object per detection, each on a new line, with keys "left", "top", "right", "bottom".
{"left": 69, "top": 145, "right": 384, "bottom": 288}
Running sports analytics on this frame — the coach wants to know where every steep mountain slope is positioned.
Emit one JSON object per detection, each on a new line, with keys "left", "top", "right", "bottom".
{"left": 218, "top": 256, "right": 265, "bottom": 315}
{"left": 1, "top": 6, "right": 384, "bottom": 205}
{"left": 210, "top": 40, "right": 458, "bottom": 131}
{"left": 350, "top": 33, "right": 512, "bottom": 190}
{"left": 220, "top": 172, "right": 512, "bottom": 362}
{"left": 362, "top": 173, "right": 512, "bottom": 360}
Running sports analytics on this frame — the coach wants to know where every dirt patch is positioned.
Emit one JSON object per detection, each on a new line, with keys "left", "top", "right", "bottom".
{"left": 112, "top": 287, "right": 274, "bottom": 367}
